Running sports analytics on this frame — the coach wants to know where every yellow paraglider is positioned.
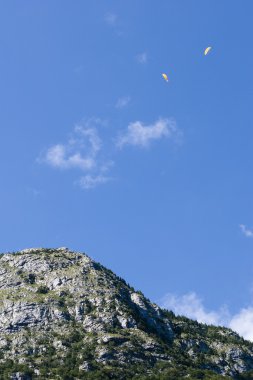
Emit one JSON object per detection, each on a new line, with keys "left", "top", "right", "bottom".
{"left": 204, "top": 47, "right": 212, "bottom": 56}
{"left": 162, "top": 73, "right": 168, "bottom": 82}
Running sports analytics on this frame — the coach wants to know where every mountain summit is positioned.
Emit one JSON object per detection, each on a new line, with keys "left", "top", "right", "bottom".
{"left": 0, "top": 247, "right": 252, "bottom": 379}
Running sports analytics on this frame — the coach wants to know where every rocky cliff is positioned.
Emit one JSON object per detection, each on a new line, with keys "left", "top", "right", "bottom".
{"left": 0, "top": 247, "right": 252, "bottom": 379}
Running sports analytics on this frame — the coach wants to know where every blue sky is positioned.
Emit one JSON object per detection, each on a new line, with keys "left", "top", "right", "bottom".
{"left": 1, "top": 1, "right": 253, "bottom": 338}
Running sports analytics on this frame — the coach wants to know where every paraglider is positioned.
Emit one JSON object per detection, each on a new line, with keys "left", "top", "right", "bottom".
{"left": 159, "top": 45, "right": 212, "bottom": 86}
{"left": 204, "top": 47, "right": 212, "bottom": 56}
{"left": 162, "top": 73, "right": 168, "bottom": 82}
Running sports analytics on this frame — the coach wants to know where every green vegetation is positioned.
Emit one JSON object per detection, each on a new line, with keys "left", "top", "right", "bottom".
{"left": 0, "top": 356, "right": 235, "bottom": 379}
{"left": 0, "top": 248, "right": 251, "bottom": 379}
{"left": 236, "top": 371, "right": 253, "bottom": 379}
{"left": 36, "top": 286, "right": 49, "bottom": 294}
{"left": 24, "top": 273, "right": 36, "bottom": 284}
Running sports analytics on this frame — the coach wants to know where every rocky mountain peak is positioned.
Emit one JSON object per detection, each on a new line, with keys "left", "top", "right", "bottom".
{"left": 0, "top": 247, "right": 252, "bottom": 379}
{"left": 19, "top": 247, "right": 70, "bottom": 254}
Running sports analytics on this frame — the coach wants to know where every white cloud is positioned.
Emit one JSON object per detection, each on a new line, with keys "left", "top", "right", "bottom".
{"left": 45, "top": 144, "right": 95, "bottom": 171}
{"left": 116, "top": 118, "right": 180, "bottom": 149}
{"left": 104, "top": 12, "right": 117, "bottom": 26}
{"left": 39, "top": 115, "right": 180, "bottom": 190}
{"left": 239, "top": 224, "right": 253, "bottom": 238}
{"left": 43, "top": 122, "right": 102, "bottom": 172}
{"left": 136, "top": 52, "right": 147, "bottom": 64}
{"left": 160, "top": 292, "right": 228, "bottom": 326}
{"left": 100, "top": 160, "right": 114, "bottom": 173}
{"left": 74, "top": 125, "right": 102, "bottom": 154}
{"left": 39, "top": 119, "right": 114, "bottom": 190}
{"left": 78, "top": 174, "right": 111, "bottom": 189}
{"left": 160, "top": 292, "right": 253, "bottom": 341}
{"left": 115, "top": 96, "right": 131, "bottom": 109}
{"left": 230, "top": 308, "right": 253, "bottom": 341}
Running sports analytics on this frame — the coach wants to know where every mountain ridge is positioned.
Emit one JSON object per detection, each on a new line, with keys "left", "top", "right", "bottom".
{"left": 0, "top": 247, "right": 251, "bottom": 380}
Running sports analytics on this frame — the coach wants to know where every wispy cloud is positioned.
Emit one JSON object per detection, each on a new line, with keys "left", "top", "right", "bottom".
{"left": 39, "top": 116, "right": 181, "bottom": 190}
{"left": 104, "top": 12, "right": 117, "bottom": 26}
{"left": 38, "top": 118, "right": 113, "bottom": 190}
{"left": 159, "top": 291, "right": 253, "bottom": 341}
{"left": 116, "top": 118, "right": 181, "bottom": 149}
{"left": 77, "top": 159, "right": 114, "bottom": 189}
{"left": 136, "top": 52, "right": 147, "bottom": 64}
{"left": 78, "top": 174, "right": 111, "bottom": 190}
{"left": 42, "top": 122, "right": 101, "bottom": 171}
{"left": 115, "top": 96, "right": 131, "bottom": 109}
{"left": 239, "top": 224, "right": 253, "bottom": 238}
{"left": 100, "top": 160, "right": 114, "bottom": 173}
{"left": 160, "top": 292, "right": 228, "bottom": 326}
{"left": 44, "top": 144, "right": 95, "bottom": 171}
{"left": 26, "top": 187, "right": 41, "bottom": 197}
{"left": 74, "top": 124, "right": 102, "bottom": 155}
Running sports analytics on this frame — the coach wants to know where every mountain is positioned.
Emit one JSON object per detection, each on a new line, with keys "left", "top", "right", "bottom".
{"left": 0, "top": 247, "right": 252, "bottom": 380}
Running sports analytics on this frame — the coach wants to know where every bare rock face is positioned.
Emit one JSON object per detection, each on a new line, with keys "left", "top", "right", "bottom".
{"left": 0, "top": 247, "right": 252, "bottom": 379}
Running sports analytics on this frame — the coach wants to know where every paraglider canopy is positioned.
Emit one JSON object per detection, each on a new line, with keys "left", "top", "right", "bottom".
{"left": 204, "top": 47, "right": 212, "bottom": 56}
{"left": 162, "top": 73, "right": 168, "bottom": 82}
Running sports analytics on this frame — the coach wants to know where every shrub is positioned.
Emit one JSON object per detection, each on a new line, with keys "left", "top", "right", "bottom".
{"left": 37, "top": 285, "right": 49, "bottom": 294}
{"left": 24, "top": 273, "right": 36, "bottom": 284}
